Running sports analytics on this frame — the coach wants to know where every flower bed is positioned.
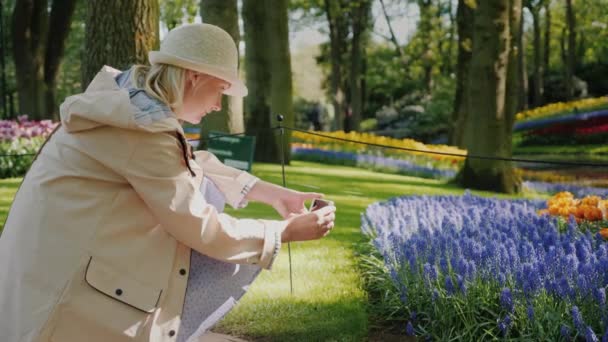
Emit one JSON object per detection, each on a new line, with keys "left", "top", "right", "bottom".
{"left": 0, "top": 116, "right": 58, "bottom": 178}
{"left": 361, "top": 192, "right": 608, "bottom": 340}
{"left": 291, "top": 131, "right": 464, "bottom": 180}
{"left": 291, "top": 144, "right": 458, "bottom": 180}
{"left": 515, "top": 96, "right": 608, "bottom": 123}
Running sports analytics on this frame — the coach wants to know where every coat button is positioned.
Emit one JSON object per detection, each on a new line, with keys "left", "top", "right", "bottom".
{"left": 179, "top": 268, "right": 187, "bottom": 276}
{"left": 115, "top": 289, "right": 123, "bottom": 296}
{"left": 169, "top": 330, "right": 176, "bottom": 337}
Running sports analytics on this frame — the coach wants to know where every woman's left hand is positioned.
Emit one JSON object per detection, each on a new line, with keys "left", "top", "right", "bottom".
{"left": 272, "top": 189, "right": 323, "bottom": 219}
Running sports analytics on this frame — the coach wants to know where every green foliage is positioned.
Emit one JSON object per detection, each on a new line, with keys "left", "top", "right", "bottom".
{"left": 360, "top": 118, "right": 377, "bottom": 131}
{"left": 160, "top": 0, "right": 198, "bottom": 30}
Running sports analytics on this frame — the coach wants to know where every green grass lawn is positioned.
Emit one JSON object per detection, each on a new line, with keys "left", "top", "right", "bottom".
{"left": 0, "top": 161, "right": 543, "bottom": 341}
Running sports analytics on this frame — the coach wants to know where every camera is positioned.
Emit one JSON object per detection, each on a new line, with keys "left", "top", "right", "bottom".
{"left": 309, "top": 198, "right": 334, "bottom": 211}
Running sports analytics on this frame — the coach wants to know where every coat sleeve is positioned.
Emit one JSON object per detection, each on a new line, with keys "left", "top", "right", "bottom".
{"left": 193, "top": 150, "right": 258, "bottom": 209}
{"left": 123, "top": 131, "right": 283, "bottom": 270}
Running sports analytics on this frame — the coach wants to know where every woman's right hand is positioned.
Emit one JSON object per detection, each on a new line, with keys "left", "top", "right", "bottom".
{"left": 281, "top": 206, "right": 336, "bottom": 243}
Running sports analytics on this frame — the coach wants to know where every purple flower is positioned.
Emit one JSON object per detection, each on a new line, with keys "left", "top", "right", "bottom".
{"left": 405, "top": 322, "right": 415, "bottom": 336}
{"left": 561, "top": 325, "right": 571, "bottom": 339}
{"left": 527, "top": 305, "right": 534, "bottom": 321}
{"left": 586, "top": 326, "right": 599, "bottom": 342}
{"left": 445, "top": 276, "right": 454, "bottom": 295}
{"left": 498, "top": 315, "right": 512, "bottom": 336}
{"left": 500, "top": 288, "right": 514, "bottom": 313}
{"left": 595, "top": 287, "right": 607, "bottom": 308}
{"left": 572, "top": 306, "right": 585, "bottom": 331}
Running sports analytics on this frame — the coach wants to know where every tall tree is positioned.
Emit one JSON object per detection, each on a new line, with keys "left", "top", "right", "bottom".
{"left": 525, "top": 0, "right": 544, "bottom": 107}
{"left": 449, "top": 0, "right": 474, "bottom": 148}
{"left": 265, "top": 0, "right": 294, "bottom": 162}
{"left": 417, "top": 0, "right": 438, "bottom": 93}
{"left": 346, "top": 0, "right": 372, "bottom": 132}
{"left": 543, "top": 0, "right": 551, "bottom": 79}
{"left": 12, "top": 0, "right": 77, "bottom": 119}
{"left": 198, "top": 0, "right": 244, "bottom": 150}
{"left": 564, "top": 0, "right": 576, "bottom": 99}
{"left": 460, "top": 0, "right": 519, "bottom": 194}
{"left": 323, "top": 0, "right": 349, "bottom": 131}
{"left": 82, "top": 0, "right": 160, "bottom": 88}
{"left": 243, "top": 0, "right": 292, "bottom": 163}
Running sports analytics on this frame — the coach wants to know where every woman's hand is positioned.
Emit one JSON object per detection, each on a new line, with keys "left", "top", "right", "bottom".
{"left": 272, "top": 188, "right": 323, "bottom": 219}
{"left": 281, "top": 205, "right": 336, "bottom": 243}
{"left": 245, "top": 180, "right": 323, "bottom": 219}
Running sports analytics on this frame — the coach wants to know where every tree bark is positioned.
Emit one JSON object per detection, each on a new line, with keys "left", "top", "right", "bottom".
{"left": 518, "top": 3, "right": 528, "bottom": 110}
{"left": 460, "top": 0, "right": 518, "bottom": 194}
{"left": 324, "top": 0, "right": 347, "bottom": 131}
{"left": 12, "top": 0, "right": 48, "bottom": 120}
{"left": 198, "top": 0, "right": 243, "bottom": 150}
{"left": 565, "top": 0, "right": 576, "bottom": 99}
{"left": 417, "top": 0, "right": 435, "bottom": 93}
{"left": 449, "top": 0, "right": 474, "bottom": 148}
{"left": 242, "top": 0, "right": 280, "bottom": 163}
{"left": 347, "top": 0, "right": 371, "bottom": 132}
{"left": 265, "top": 0, "right": 293, "bottom": 162}
{"left": 44, "top": 0, "right": 78, "bottom": 120}
{"left": 543, "top": 0, "right": 551, "bottom": 78}
{"left": 530, "top": 5, "right": 543, "bottom": 106}
{"left": 82, "top": 0, "right": 160, "bottom": 89}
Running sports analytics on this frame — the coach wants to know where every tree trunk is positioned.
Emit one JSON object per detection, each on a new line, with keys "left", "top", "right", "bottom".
{"left": 507, "top": 0, "right": 524, "bottom": 130}
{"left": 417, "top": 0, "right": 435, "bottom": 93}
{"left": 83, "top": 0, "right": 160, "bottom": 89}
{"left": 347, "top": 0, "right": 371, "bottom": 132}
{"left": 505, "top": 0, "right": 523, "bottom": 192}
{"left": 449, "top": 0, "right": 474, "bottom": 148}
{"left": 265, "top": 0, "right": 293, "bottom": 162}
{"left": 460, "top": 0, "right": 517, "bottom": 194}
{"left": 44, "top": 0, "right": 78, "bottom": 120}
{"left": 12, "top": 0, "right": 48, "bottom": 120}
{"left": 530, "top": 7, "right": 543, "bottom": 106}
{"left": 324, "top": 0, "right": 347, "bottom": 131}
{"left": 565, "top": 0, "right": 576, "bottom": 99}
{"left": 543, "top": 0, "right": 551, "bottom": 78}
{"left": 198, "top": 0, "right": 243, "bottom": 150}
{"left": 518, "top": 4, "right": 528, "bottom": 110}
{"left": 242, "top": 0, "right": 280, "bottom": 163}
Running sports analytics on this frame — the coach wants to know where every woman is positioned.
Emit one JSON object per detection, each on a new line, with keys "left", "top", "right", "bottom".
{"left": 0, "top": 23, "right": 336, "bottom": 342}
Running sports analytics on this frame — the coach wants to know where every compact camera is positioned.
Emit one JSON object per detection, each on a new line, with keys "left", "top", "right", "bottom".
{"left": 309, "top": 198, "right": 334, "bottom": 211}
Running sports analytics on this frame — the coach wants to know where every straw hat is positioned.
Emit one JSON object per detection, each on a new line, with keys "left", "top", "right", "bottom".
{"left": 149, "top": 23, "right": 247, "bottom": 97}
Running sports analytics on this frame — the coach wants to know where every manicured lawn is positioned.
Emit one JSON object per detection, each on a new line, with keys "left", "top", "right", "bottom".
{"left": 0, "top": 161, "right": 543, "bottom": 341}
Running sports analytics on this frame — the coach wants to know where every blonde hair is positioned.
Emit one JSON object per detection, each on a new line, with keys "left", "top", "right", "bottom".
{"left": 131, "top": 63, "right": 187, "bottom": 111}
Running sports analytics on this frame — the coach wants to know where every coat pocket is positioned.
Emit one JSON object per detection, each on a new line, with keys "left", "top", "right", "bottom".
{"left": 84, "top": 256, "right": 163, "bottom": 313}
{"left": 43, "top": 256, "right": 165, "bottom": 342}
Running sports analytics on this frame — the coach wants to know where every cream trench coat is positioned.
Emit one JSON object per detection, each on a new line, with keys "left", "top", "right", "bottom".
{"left": 0, "top": 66, "right": 284, "bottom": 342}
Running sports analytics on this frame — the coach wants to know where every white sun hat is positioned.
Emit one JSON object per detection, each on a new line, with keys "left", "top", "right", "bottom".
{"left": 149, "top": 23, "right": 248, "bottom": 97}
